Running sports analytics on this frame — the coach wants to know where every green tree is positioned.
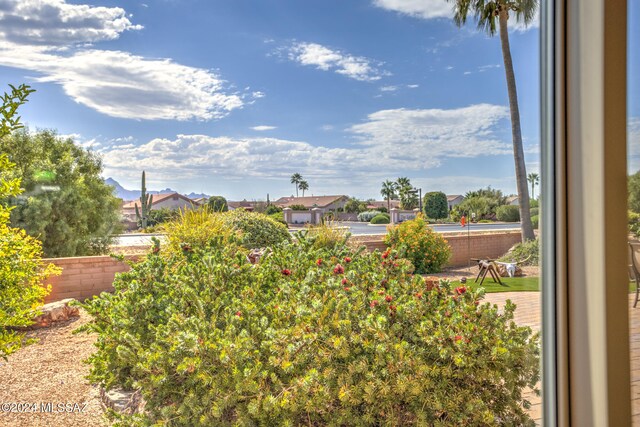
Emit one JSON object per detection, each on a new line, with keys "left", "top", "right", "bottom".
{"left": 396, "top": 177, "right": 418, "bottom": 210}
{"left": 290, "top": 173, "right": 302, "bottom": 197}
{"left": 207, "top": 195, "right": 229, "bottom": 212}
{"left": 527, "top": 172, "right": 539, "bottom": 199}
{"left": 457, "top": 196, "right": 492, "bottom": 219}
{"left": 423, "top": 191, "right": 448, "bottom": 219}
{"left": 298, "top": 180, "right": 309, "bottom": 196}
{"left": 2, "top": 130, "right": 122, "bottom": 257}
{"left": 343, "top": 198, "right": 364, "bottom": 213}
{"left": 464, "top": 187, "right": 507, "bottom": 215}
{"left": 380, "top": 180, "right": 397, "bottom": 212}
{"left": 448, "top": 0, "right": 537, "bottom": 242}
{"left": 0, "top": 84, "right": 58, "bottom": 358}
{"left": 630, "top": 171, "right": 640, "bottom": 213}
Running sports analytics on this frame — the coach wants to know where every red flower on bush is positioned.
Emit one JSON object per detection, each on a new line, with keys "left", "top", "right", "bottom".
{"left": 385, "top": 295, "right": 393, "bottom": 302}
{"left": 382, "top": 250, "right": 390, "bottom": 259}
{"left": 235, "top": 311, "right": 242, "bottom": 317}
{"left": 316, "top": 258, "right": 323, "bottom": 266}
{"left": 333, "top": 264, "right": 345, "bottom": 275}
{"left": 343, "top": 287, "right": 350, "bottom": 291}
{"left": 455, "top": 286, "right": 467, "bottom": 295}
{"left": 370, "top": 300, "right": 379, "bottom": 308}
{"left": 455, "top": 335, "right": 462, "bottom": 342}
{"left": 281, "top": 269, "right": 291, "bottom": 276}
{"left": 341, "top": 278, "right": 348, "bottom": 285}
{"left": 414, "top": 292, "right": 423, "bottom": 299}
{"left": 344, "top": 257, "right": 352, "bottom": 263}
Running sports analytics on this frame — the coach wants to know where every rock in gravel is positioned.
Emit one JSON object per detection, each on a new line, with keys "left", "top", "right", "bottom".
{"left": 32, "top": 299, "right": 80, "bottom": 327}
{"left": 100, "top": 387, "right": 145, "bottom": 415}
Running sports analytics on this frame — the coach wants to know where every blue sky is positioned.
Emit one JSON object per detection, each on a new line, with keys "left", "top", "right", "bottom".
{"left": 2, "top": 0, "right": 633, "bottom": 200}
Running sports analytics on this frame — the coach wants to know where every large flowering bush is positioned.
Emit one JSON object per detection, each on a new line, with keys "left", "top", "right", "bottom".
{"left": 384, "top": 215, "right": 451, "bottom": 274}
{"left": 80, "top": 232, "right": 539, "bottom": 426}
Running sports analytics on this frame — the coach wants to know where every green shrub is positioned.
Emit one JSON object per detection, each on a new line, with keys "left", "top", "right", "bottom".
{"left": 80, "top": 239, "right": 539, "bottom": 426}
{"left": 384, "top": 215, "right": 451, "bottom": 273}
{"left": 499, "top": 238, "right": 539, "bottom": 266}
{"left": 370, "top": 213, "right": 390, "bottom": 224}
{"left": 207, "top": 196, "right": 228, "bottom": 212}
{"left": 496, "top": 205, "right": 520, "bottom": 222}
{"left": 221, "top": 209, "right": 291, "bottom": 249}
{"left": 531, "top": 215, "right": 539, "bottom": 230}
{"left": 265, "top": 205, "right": 282, "bottom": 215}
{"left": 0, "top": 84, "right": 58, "bottom": 358}
{"left": 289, "top": 204, "right": 307, "bottom": 211}
{"left": 422, "top": 191, "right": 448, "bottom": 219}
{"left": 357, "top": 210, "right": 382, "bottom": 222}
{"left": 302, "top": 222, "right": 350, "bottom": 251}
{"left": 165, "top": 208, "right": 228, "bottom": 253}
{"left": 630, "top": 211, "right": 640, "bottom": 237}
{"left": 268, "top": 211, "right": 286, "bottom": 225}
{"left": 530, "top": 207, "right": 539, "bottom": 217}
{"left": 138, "top": 207, "right": 178, "bottom": 228}
{"left": 529, "top": 198, "right": 539, "bottom": 209}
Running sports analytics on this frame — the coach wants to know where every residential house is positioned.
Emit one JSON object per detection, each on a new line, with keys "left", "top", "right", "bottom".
{"left": 446, "top": 195, "right": 464, "bottom": 211}
{"left": 275, "top": 195, "right": 349, "bottom": 213}
{"left": 121, "top": 192, "right": 198, "bottom": 220}
{"left": 506, "top": 196, "right": 519, "bottom": 206}
{"left": 366, "top": 200, "right": 401, "bottom": 211}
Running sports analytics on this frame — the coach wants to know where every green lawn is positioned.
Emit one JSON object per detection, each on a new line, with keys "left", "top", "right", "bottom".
{"left": 449, "top": 276, "right": 639, "bottom": 294}
{"left": 450, "top": 276, "right": 539, "bottom": 293}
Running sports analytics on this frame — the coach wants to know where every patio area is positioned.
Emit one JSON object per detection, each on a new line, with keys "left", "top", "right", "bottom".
{"left": 483, "top": 292, "right": 640, "bottom": 425}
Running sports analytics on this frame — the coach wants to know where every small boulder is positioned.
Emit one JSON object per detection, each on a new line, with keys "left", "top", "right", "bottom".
{"left": 32, "top": 299, "right": 80, "bottom": 327}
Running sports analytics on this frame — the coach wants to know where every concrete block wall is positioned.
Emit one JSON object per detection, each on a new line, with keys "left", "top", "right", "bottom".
{"left": 359, "top": 231, "right": 522, "bottom": 267}
{"left": 43, "top": 255, "right": 139, "bottom": 303}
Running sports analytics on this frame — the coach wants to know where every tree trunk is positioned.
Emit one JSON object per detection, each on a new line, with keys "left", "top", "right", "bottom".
{"left": 499, "top": 10, "right": 535, "bottom": 242}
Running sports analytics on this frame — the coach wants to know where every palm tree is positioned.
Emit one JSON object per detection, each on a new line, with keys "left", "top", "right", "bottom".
{"left": 448, "top": 0, "right": 537, "bottom": 242}
{"left": 381, "top": 180, "right": 397, "bottom": 212}
{"left": 395, "top": 177, "right": 418, "bottom": 210}
{"left": 290, "top": 173, "right": 302, "bottom": 197}
{"left": 527, "top": 172, "right": 539, "bottom": 199}
{"left": 298, "top": 180, "right": 309, "bottom": 196}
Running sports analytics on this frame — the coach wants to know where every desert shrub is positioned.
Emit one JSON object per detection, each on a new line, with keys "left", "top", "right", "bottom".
{"left": 630, "top": 211, "right": 640, "bottom": 237}
{"left": 221, "top": 209, "right": 291, "bottom": 249}
{"left": 457, "top": 196, "right": 492, "bottom": 218}
{"left": 499, "top": 238, "right": 539, "bottom": 266}
{"left": 302, "top": 222, "right": 350, "bottom": 251}
{"left": 207, "top": 195, "right": 228, "bottom": 212}
{"left": 531, "top": 215, "right": 539, "bottom": 230}
{"left": 530, "top": 207, "right": 539, "bottom": 217}
{"left": 357, "top": 210, "right": 382, "bottom": 222}
{"left": 265, "top": 205, "right": 282, "bottom": 215}
{"left": 496, "top": 205, "right": 520, "bottom": 222}
{"left": 384, "top": 215, "right": 451, "bottom": 273}
{"left": 80, "top": 239, "right": 539, "bottom": 426}
{"left": 423, "top": 191, "right": 448, "bottom": 220}
{"left": 370, "top": 213, "right": 390, "bottom": 224}
{"left": 268, "top": 211, "right": 286, "bottom": 225}
{"left": 165, "top": 208, "right": 229, "bottom": 252}
{"left": 138, "top": 207, "right": 178, "bottom": 228}
{"left": 289, "top": 204, "right": 307, "bottom": 211}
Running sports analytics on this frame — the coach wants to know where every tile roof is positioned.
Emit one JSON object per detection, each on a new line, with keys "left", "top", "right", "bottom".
{"left": 121, "top": 192, "right": 196, "bottom": 209}
{"left": 275, "top": 195, "right": 348, "bottom": 209}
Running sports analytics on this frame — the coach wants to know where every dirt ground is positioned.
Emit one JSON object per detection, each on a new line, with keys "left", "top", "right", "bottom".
{"left": 0, "top": 310, "right": 106, "bottom": 427}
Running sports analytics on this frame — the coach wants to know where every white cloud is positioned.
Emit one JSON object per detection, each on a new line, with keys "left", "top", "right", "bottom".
{"left": 0, "top": 45, "right": 247, "bottom": 121}
{"left": 285, "top": 42, "right": 388, "bottom": 82}
{"left": 373, "top": 0, "right": 452, "bottom": 20}
{"left": 251, "top": 125, "right": 277, "bottom": 131}
{"left": 407, "top": 84, "right": 419, "bottom": 88}
{"left": 0, "top": 0, "right": 142, "bottom": 46}
{"left": 380, "top": 85, "right": 398, "bottom": 92}
{"left": 373, "top": 0, "right": 539, "bottom": 32}
{"left": 0, "top": 0, "right": 253, "bottom": 121}
{"left": 349, "top": 104, "right": 512, "bottom": 167}
{"left": 479, "top": 64, "right": 501, "bottom": 71}
{"left": 99, "top": 104, "right": 513, "bottom": 182}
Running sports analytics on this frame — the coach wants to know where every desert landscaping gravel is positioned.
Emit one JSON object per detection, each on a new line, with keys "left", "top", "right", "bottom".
{"left": 0, "top": 309, "right": 107, "bottom": 427}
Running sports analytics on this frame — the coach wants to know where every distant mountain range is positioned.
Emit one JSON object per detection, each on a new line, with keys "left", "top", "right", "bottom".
{"left": 105, "top": 178, "right": 209, "bottom": 201}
